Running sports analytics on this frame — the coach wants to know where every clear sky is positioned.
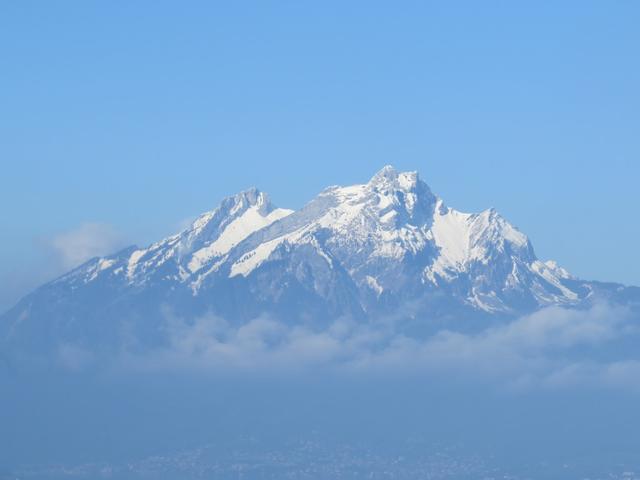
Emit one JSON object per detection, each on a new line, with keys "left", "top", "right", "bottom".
{"left": 1, "top": 1, "right": 638, "bottom": 311}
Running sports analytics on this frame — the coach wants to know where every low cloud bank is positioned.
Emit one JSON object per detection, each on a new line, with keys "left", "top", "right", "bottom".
{"left": 102, "top": 302, "right": 640, "bottom": 391}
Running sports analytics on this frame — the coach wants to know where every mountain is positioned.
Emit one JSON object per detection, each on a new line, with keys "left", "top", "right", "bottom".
{"left": 1, "top": 166, "right": 637, "bottom": 357}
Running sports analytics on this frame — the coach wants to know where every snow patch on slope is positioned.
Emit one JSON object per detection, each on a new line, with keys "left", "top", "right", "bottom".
{"left": 230, "top": 236, "right": 286, "bottom": 277}
{"left": 188, "top": 206, "right": 292, "bottom": 273}
{"left": 429, "top": 203, "right": 473, "bottom": 277}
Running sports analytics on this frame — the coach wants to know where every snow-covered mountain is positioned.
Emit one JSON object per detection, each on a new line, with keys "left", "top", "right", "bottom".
{"left": 1, "top": 166, "right": 637, "bottom": 355}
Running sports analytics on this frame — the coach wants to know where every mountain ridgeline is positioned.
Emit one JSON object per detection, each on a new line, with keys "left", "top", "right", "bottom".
{"left": 1, "top": 166, "right": 637, "bottom": 357}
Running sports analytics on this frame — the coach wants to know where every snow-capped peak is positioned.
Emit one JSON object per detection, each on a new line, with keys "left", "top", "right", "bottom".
{"left": 184, "top": 188, "right": 282, "bottom": 243}
{"left": 5, "top": 167, "right": 635, "bottom": 363}
{"left": 189, "top": 188, "right": 272, "bottom": 234}
{"left": 369, "top": 164, "right": 401, "bottom": 184}
{"left": 51, "top": 166, "right": 587, "bottom": 316}
{"left": 107, "top": 187, "right": 293, "bottom": 284}
{"left": 185, "top": 188, "right": 292, "bottom": 273}
{"left": 229, "top": 187, "right": 272, "bottom": 215}
{"left": 368, "top": 165, "right": 420, "bottom": 193}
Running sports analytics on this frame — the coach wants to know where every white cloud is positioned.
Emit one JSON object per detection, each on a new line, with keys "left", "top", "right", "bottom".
{"left": 0, "top": 222, "right": 129, "bottom": 312}
{"left": 49, "top": 222, "right": 127, "bottom": 269}
{"left": 113, "top": 302, "right": 640, "bottom": 392}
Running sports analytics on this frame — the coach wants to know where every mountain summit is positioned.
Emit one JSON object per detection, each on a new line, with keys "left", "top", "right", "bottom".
{"left": 1, "top": 166, "right": 636, "bottom": 355}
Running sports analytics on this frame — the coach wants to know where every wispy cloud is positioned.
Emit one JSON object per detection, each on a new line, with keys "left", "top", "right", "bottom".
{"left": 0, "top": 222, "right": 129, "bottom": 313}
{"left": 48, "top": 222, "right": 127, "bottom": 269}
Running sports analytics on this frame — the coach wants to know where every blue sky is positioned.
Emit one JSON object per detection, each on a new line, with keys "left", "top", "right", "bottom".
{"left": 1, "top": 1, "right": 638, "bottom": 311}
